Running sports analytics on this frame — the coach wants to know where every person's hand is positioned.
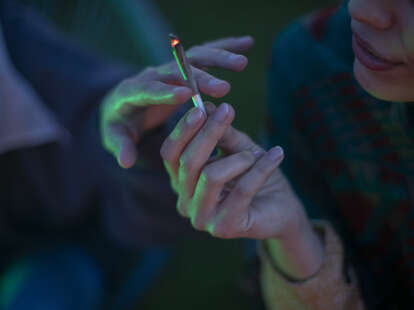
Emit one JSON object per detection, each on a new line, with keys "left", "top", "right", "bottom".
{"left": 160, "top": 103, "right": 324, "bottom": 279}
{"left": 160, "top": 102, "right": 306, "bottom": 239}
{"left": 101, "top": 36, "right": 254, "bottom": 168}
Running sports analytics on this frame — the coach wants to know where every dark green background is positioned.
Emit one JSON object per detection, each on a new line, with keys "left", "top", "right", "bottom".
{"left": 22, "top": 0, "right": 334, "bottom": 309}
{"left": 154, "top": 0, "right": 334, "bottom": 139}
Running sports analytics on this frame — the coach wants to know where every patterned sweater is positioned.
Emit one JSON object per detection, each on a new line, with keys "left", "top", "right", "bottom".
{"left": 262, "top": 2, "right": 414, "bottom": 309}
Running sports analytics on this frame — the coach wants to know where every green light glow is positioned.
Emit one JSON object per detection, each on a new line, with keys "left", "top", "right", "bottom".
{"left": 102, "top": 85, "right": 175, "bottom": 156}
{"left": 169, "top": 125, "right": 184, "bottom": 141}
{"left": 0, "top": 263, "right": 30, "bottom": 308}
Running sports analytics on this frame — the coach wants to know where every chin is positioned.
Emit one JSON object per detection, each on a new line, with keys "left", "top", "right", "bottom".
{"left": 353, "top": 59, "right": 414, "bottom": 103}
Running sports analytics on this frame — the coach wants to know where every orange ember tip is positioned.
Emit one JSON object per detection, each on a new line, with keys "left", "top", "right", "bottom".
{"left": 171, "top": 39, "right": 180, "bottom": 47}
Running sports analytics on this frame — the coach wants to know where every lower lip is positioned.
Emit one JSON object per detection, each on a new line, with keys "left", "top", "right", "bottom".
{"left": 352, "top": 35, "right": 400, "bottom": 72}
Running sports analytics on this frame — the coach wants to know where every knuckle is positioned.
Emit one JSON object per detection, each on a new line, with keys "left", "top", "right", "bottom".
{"left": 191, "top": 216, "right": 205, "bottom": 231}
{"left": 160, "top": 139, "right": 174, "bottom": 161}
{"left": 176, "top": 200, "right": 188, "bottom": 218}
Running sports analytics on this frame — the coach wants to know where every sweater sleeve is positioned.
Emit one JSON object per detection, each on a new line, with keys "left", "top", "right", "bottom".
{"left": 259, "top": 221, "right": 365, "bottom": 310}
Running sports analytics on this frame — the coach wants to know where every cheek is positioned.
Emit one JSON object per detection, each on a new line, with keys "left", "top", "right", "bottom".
{"left": 353, "top": 59, "right": 414, "bottom": 102}
{"left": 402, "top": 31, "right": 414, "bottom": 65}
{"left": 353, "top": 60, "right": 383, "bottom": 98}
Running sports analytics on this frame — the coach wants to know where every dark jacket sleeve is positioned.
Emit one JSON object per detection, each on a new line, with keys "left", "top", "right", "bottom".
{"left": 0, "top": 0, "right": 197, "bottom": 249}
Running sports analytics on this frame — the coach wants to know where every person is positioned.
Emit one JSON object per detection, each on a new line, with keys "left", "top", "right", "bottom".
{"left": 0, "top": 0, "right": 254, "bottom": 308}
{"left": 159, "top": 0, "right": 414, "bottom": 309}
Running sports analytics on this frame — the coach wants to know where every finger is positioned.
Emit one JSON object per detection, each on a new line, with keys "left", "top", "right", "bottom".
{"left": 119, "top": 137, "right": 138, "bottom": 169}
{"left": 178, "top": 103, "right": 234, "bottom": 202}
{"left": 203, "top": 104, "right": 262, "bottom": 154}
{"left": 201, "top": 103, "right": 223, "bottom": 166}
{"left": 221, "top": 146, "right": 284, "bottom": 219}
{"left": 193, "top": 67, "right": 231, "bottom": 98}
{"left": 202, "top": 36, "right": 255, "bottom": 53}
{"left": 187, "top": 46, "right": 248, "bottom": 72}
{"left": 104, "top": 124, "right": 138, "bottom": 169}
{"left": 152, "top": 65, "right": 231, "bottom": 98}
{"left": 160, "top": 107, "right": 206, "bottom": 177}
{"left": 116, "top": 79, "right": 193, "bottom": 106}
{"left": 189, "top": 150, "right": 257, "bottom": 230}
{"left": 218, "top": 126, "right": 262, "bottom": 155}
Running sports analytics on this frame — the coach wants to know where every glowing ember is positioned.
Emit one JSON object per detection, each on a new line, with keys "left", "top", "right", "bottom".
{"left": 171, "top": 39, "right": 180, "bottom": 47}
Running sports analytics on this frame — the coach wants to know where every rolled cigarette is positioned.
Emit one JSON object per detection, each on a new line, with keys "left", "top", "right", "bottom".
{"left": 169, "top": 33, "right": 206, "bottom": 114}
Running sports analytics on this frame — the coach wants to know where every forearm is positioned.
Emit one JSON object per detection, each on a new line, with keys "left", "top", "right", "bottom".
{"left": 266, "top": 215, "right": 325, "bottom": 280}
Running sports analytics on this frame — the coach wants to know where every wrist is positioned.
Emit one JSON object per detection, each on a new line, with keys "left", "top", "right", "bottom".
{"left": 266, "top": 217, "right": 325, "bottom": 280}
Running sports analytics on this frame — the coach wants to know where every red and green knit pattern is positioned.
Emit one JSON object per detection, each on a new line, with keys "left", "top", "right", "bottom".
{"left": 267, "top": 3, "right": 414, "bottom": 308}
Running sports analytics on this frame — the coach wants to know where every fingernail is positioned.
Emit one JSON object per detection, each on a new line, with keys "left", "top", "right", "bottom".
{"left": 267, "top": 146, "right": 284, "bottom": 161}
{"left": 186, "top": 108, "right": 203, "bottom": 125}
{"left": 209, "top": 79, "right": 225, "bottom": 88}
{"left": 214, "top": 103, "right": 229, "bottom": 122}
{"left": 230, "top": 54, "right": 245, "bottom": 63}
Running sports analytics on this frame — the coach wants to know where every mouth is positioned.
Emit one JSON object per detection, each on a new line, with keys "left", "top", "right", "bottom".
{"left": 352, "top": 32, "right": 404, "bottom": 72}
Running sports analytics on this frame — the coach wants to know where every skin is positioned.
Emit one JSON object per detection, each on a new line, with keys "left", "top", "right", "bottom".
{"left": 161, "top": 103, "right": 324, "bottom": 279}
{"left": 160, "top": 1, "right": 414, "bottom": 280}
{"left": 100, "top": 36, "right": 254, "bottom": 168}
{"left": 349, "top": 0, "right": 414, "bottom": 102}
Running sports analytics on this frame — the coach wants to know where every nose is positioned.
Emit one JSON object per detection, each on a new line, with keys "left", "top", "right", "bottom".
{"left": 348, "top": 0, "right": 394, "bottom": 30}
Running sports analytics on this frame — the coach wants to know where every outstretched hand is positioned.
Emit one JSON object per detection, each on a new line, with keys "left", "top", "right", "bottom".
{"left": 100, "top": 36, "right": 254, "bottom": 168}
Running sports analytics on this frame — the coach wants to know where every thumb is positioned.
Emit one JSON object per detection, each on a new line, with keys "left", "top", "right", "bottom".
{"left": 104, "top": 124, "right": 138, "bottom": 169}
{"left": 118, "top": 135, "right": 138, "bottom": 168}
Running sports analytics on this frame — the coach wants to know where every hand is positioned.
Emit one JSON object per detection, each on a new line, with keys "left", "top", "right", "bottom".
{"left": 100, "top": 36, "right": 254, "bottom": 168}
{"left": 160, "top": 102, "right": 324, "bottom": 278}
{"left": 160, "top": 102, "right": 306, "bottom": 239}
